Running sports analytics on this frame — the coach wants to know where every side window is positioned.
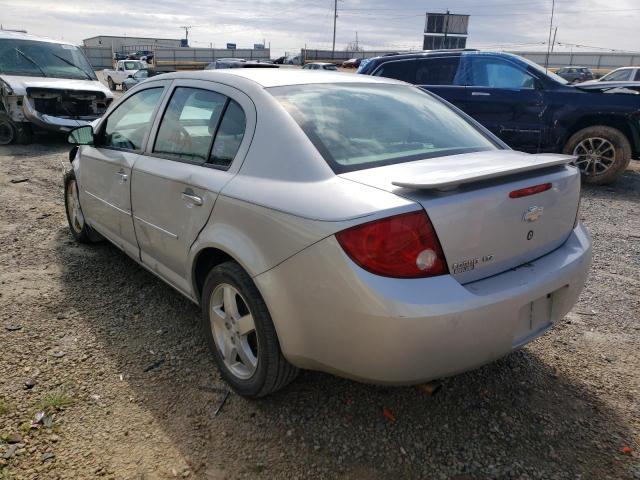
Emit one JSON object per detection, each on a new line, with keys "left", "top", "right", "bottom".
{"left": 209, "top": 100, "right": 246, "bottom": 169}
{"left": 635, "top": 70, "right": 640, "bottom": 81}
{"left": 153, "top": 87, "right": 227, "bottom": 163}
{"left": 101, "top": 87, "right": 163, "bottom": 150}
{"left": 469, "top": 57, "right": 536, "bottom": 89}
{"left": 414, "top": 57, "right": 465, "bottom": 86}
{"left": 373, "top": 60, "right": 416, "bottom": 83}
{"left": 603, "top": 69, "right": 631, "bottom": 81}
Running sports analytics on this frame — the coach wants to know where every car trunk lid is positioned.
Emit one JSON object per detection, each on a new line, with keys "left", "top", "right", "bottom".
{"left": 339, "top": 150, "right": 580, "bottom": 283}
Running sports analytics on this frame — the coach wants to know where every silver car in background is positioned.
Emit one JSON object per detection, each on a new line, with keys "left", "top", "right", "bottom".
{"left": 64, "top": 70, "right": 591, "bottom": 397}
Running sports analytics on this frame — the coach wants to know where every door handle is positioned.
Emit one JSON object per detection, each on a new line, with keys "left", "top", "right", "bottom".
{"left": 471, "top": 91, "right": 491, "bottom": 96}
{"left": 181, "top": 191, "right": 203, "bottom": 206}
{"left": 115, "top": 170, "right": 128, "bottom": 183}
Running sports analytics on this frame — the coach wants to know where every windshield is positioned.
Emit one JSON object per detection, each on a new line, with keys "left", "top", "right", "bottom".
{"left": 124, "top": 61, "right": 145, "bottom": 70}
{"left": 270, "top": 84, "right": 499, "bottom": 173}
{"left": 0, "top": 39, "right": 97, "bottom": 80}
{"left": 516, "top": 55, "right": 568, "bottom": 85}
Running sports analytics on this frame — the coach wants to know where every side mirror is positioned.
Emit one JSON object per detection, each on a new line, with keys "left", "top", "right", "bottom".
{"left": 127, "top": 74, "right": 133, "bottom": 78}
{"left": 67, "top": 125, "right": 94, "bottom": 145}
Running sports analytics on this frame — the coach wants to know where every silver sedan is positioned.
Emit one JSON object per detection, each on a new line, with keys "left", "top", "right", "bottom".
{"left": 64, "top": 69, "right": 592, "bottom": 397}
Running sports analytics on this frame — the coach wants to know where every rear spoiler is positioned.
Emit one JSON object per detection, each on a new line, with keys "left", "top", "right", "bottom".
{"left": 392, "top": 153, "right": 575, "bottom": 191}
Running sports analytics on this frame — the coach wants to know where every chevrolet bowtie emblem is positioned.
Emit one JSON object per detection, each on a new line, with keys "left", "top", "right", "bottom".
{"left": 523, "top": 206, "right": 544, "bottom": 222}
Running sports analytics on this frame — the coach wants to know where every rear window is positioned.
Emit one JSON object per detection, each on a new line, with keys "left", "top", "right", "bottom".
{"left": 270, "top": 84, "right": 499, "bottom": 173}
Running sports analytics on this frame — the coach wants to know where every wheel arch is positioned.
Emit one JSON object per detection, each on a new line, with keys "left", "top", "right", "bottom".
{"left": 562, "top": 114, "right": 640, "bottom": 156}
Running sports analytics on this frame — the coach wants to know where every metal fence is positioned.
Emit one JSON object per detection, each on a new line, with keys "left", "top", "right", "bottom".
{"left": 80, "top": 46, "right": 113, "bottom": 70}
{"left": 153, "top": 48, "right": 271, "bottom": 71}
{"left": 510, "top": 51, "right": 640, "bottom": 70}
{"left": 301, "top": 49, "right": 408, "bottom": 63}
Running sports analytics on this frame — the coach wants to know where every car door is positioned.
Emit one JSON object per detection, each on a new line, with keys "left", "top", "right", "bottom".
{"left": 78, "top": 84, "right": 168, "bottom": 258}
{"left": 463, "top": 55, "right": 546, "bottom": 152}
{"left": 131, "top": 80, "right": 255, "bottom": 295}
{"left": 412, "top": 55, "right": 468, "bottom": 108}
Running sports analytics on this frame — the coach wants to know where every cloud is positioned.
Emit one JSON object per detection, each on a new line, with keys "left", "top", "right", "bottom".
{"left": 2, "top": 0, "right": 638, "bottom": 56}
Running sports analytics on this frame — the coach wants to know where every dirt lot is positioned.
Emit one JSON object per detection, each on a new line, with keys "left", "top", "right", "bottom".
{"left": 0, "top": 138, "right": 639, "bottom": 480}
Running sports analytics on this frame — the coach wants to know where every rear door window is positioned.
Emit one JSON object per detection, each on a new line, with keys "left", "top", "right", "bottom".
{"left": 373, "top": 60, "right": 416, "bottom": 83}
{"left": 153, "top": 87, "right": 227, "bottom": 163}
{"left": 414, "top": 57, "right": 465, "bottom": 85}
{"left": 634, "top": 70, "right": 640, "bottom": 81}
{"left": 209, "top": 100, "right": 247, "bottom": 169}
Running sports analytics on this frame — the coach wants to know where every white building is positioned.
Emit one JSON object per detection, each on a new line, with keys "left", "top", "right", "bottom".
{"left": 83, "top": 36, "right": 183, "bottom": 52}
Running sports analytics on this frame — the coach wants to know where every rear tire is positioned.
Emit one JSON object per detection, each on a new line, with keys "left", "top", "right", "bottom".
{"left": 201, "top": 261, "right": 298, "bottom": 398}
{"left": 64, "top": 170, "right": 102, "bottom": 243}
{"left": 563, "top": 125, "right": 631, "bottom": 185}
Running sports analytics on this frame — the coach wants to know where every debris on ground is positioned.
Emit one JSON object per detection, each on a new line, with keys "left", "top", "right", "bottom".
{"left": 9, "top": 177, "right": 29, "bottom": 184}
{"left": 5, "top": 324, "right": 22, "bottom": 331}
{"left": 213, "top": 390, "right": 230, "bottom": 417}
{"left": 382, "top": 407, "right": 396, "bottom": 423}
{"left": 416, "top": 380, "right": 442, "bottom": 396}
{"left": 143, "top": 358, "right": 165, "bottom": 372}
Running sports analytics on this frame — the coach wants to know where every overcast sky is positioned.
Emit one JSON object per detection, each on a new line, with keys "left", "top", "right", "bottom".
{"left": 1, "top": 0, "right": 639, "bottom": 56}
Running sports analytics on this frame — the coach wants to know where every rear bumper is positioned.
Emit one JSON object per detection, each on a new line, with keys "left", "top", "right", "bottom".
{"left": 255, "top": 223, "right": 592, "bottom": 384}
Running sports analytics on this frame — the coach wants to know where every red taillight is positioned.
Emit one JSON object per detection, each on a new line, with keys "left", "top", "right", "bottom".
{"left": 509, "top": 183, "right": 552, "bottom": 198}
{"left": 335, "top": 211, "right": 448, "bottom": 278}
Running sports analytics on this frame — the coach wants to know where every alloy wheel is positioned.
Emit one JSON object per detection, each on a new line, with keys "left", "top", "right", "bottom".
{"left": 572, "top": 137, "right": 616, "bottom": 176}
{"left": 209, "top": 283, "right": 258, "bottom": 380}
{"left": 66, "top": 179, "right": 85, "bottom": 233}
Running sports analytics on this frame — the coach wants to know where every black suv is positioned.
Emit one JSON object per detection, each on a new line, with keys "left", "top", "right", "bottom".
{"left": 359, "top": 50, "right": 640, "bottom": 184}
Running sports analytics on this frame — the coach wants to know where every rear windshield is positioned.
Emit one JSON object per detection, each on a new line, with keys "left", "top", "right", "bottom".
{"left": 270, "top": 83, "right": 499, "bottom": 173}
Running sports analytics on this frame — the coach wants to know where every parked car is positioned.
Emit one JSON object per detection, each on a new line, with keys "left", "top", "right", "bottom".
{"left": 579, "top": 66, "right": 640, "bottom": 84}
{"left": 0, "top": 31, "right": 113, "bottom": 145}
{"left": 556, "top": 66, "right": 594, "bottom": 83}
{"left": 302, "top": 62, "right": 338, "bottom": 71}
{"left": 64, "top": 69, "right": 591, "bottom": 397}
{"left": 128, "top": 50, "right": 154, "bottom": 62}
{"left": 103, "top": 60, "right": 147, "bottom": 90}
{"left": 121, "top": 69, "right": 170, "bottom": 91}
{"left": 114, "top": 52, "right": 128, "bottom": 61}
{"left": 286, "top": 55, "right": 302, "bottom": 65}
{"left": 342, "top": 58, "right": 363, "bottom": 68}
{"left": 273, "top": 56, "right": 287, "bottom": 64}
{"left": 359, "top": 50, "right": 640, "bottom": 184}
{"left": 205, "top": 59, "right": 279, "bottom": 70}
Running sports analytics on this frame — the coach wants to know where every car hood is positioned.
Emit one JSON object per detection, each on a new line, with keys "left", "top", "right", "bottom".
{"left": 0, "top": 75, "right": 113, "bottom": 98}
{"left": 574, "top": 81, "right": 640, "bottom": 93}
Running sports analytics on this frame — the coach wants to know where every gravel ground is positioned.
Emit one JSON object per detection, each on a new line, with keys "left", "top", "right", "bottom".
{"left": 0, "top": 138, "right": 639, "bottom": 480}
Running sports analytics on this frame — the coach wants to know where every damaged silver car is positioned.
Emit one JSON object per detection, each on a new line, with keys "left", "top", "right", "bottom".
{"left": 0, "top": 31, "right": 113, "bottom": 144}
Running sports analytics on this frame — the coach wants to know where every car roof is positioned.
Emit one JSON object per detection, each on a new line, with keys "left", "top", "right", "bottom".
{"left": 156, "top": 69, "right": 406, "bottom": 88}
{"left": 0, "top": 30, "right": 77, "bottom": 46}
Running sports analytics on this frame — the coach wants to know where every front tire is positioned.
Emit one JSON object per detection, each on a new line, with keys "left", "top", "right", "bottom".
{"left": 64, "top": 170, "right": 102, "bottom": 243}
{"left": 201, "top": 262, "right": 298, "bottom": 398}
{"left": 563, "top": 126, "right": 631, "bottom": 185}
{"left": 0, "top": 113, "right": 16, "bottom": 145}
{"left": 107, "top": 77, "right": 116, "bottom": 90}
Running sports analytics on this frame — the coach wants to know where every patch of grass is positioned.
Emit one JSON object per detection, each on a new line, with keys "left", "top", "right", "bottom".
{"left": 35, "top": 387, "right": 73, "bottom": 413}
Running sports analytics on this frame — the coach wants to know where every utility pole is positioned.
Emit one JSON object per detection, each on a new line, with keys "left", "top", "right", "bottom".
{"left": 355, "top": 31, "right": 359, "bottom": 51}
{"left": 550, "top": 26, "right": 558, "bottom": 53}
{"left": 544, "top": 0, "right": 555, "bottom": 72}
{"left": 332, "top": 0, "right": 338, "bottom": 59}
{"left": 180, "top": 25, "right": 192, "bottom": 46}
{"left": 442, "top": 10, "right": 450, "bottom": 50}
